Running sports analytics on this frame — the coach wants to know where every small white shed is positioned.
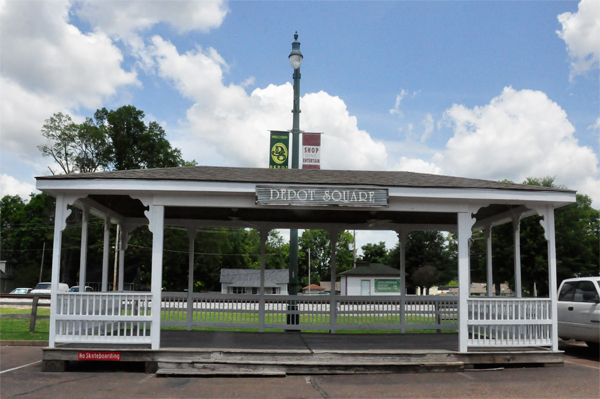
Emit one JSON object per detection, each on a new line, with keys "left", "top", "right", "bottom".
{"left": 220, "top": 269, "right": 289, "bottom": 295}
{"left": 340, "top": 263, "right": 404, "bottom": 296}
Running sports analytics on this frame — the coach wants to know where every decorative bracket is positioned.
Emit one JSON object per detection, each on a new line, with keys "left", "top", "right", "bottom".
{"left": 531, "top": 204, "right": 552, "bottom": 241}
{"left": 395, "top": 229, "right": 408, "bottom": 245}
{"left": 56, "top": 194, "right": 81, "bottom": 233}
{"left": 120, "top": 224, "right": 135, "bottom": 251}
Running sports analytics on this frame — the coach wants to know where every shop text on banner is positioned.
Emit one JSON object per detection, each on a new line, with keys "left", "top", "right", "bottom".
{"left": 302, "top": 132, "right": 321, "bottom": 169}
{"left": 269, "top": 131, "right": 289, "bottom": 169}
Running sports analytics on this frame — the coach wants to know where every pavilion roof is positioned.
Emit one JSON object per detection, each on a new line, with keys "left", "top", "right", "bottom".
{"left": 36, "top": 165, "right": 574, "bottom": 193}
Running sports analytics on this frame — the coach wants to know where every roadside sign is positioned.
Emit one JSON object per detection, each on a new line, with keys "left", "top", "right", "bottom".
{"left": 269, "top": 131, "right": 289, "bottom": 169}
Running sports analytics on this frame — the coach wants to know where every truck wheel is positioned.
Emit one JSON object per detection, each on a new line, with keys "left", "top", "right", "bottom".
{"left": 585, "top": 342, "right": 599, "bottom": 353}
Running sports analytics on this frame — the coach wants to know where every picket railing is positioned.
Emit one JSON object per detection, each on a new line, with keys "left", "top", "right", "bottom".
{"left": 54, "top": 293, "right": 153, "bottom": 344}
{"left": 162, "top": 293, "right": 458, "bottom": 332}
{"left": 467, "top": 298, "right": 552, "bottom": 347}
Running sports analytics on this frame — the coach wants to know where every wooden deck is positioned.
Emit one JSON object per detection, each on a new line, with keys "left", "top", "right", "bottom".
{"left": 42, "top": 330, "right": 563, "bottom": 375}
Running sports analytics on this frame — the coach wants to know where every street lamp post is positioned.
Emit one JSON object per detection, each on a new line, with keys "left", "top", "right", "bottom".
{"left": 288, "top": 32, "right": 303, "bottom": 325}
{"left": 288, "top": 32, "right": 303, "bottom": 295}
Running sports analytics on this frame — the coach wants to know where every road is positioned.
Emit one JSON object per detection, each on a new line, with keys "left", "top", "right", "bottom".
{"left": 0, "top": 341, "right": 598, "bottom": 399}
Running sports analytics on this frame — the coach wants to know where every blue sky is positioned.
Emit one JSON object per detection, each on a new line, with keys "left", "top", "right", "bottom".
{"left": 1, "top": 0, "right": 599, "bottom": 249}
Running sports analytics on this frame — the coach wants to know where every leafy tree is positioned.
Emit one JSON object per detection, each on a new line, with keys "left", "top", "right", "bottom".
{"left": 360, "top": 241, "right": 390, "bottom": 264}
{"left": 388, "top": 231, "right": 456, "bottom": 293}
{"left": 1, "top": 194, "right": 56, "bottom": 286}
{"left": 298, "top": 230, "right": 354, "bottom": 285}
{"left": 38, "top": 106, "right": 195, "bottom": 175}
{"left": 94, "top": 106, "right": 191, "bottom": 170}
{"left": 38, "top": 113, "right": 80, "bottom": 174}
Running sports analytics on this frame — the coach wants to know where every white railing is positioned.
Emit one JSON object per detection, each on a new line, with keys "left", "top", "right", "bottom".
{"left": 467, "top": 298, "right": 552, "bottom": 347}
{"left": 162, "top": 293, "right": 260, "bottom": 329}
{"left": 162, "top": 293, "right": 458, "bottom": 332}
{"left": 54, "top": 292, "right": 153, "bottom": 344}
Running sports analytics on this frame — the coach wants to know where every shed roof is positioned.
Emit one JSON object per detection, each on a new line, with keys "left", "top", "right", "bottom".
{"left": 339, "top": 263, "right": 403, "bottom": 276}
{"left": 220, "top": 269, "right": 289, "bottom": 287}
{"left": 36, "top": 165, "right": 574, "bottom": 193}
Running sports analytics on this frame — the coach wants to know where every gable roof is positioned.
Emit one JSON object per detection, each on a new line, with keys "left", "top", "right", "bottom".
{"left": 220, "top": 269, "right": 289, "bottom": 287}
{"left": 339, "top": 263, "right": 404, "bottom": 276}
{"left": 36, "top": 165, "right": 574, "bottom": 193}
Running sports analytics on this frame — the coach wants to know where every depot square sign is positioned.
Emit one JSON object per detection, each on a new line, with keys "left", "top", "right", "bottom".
{"left": 256, "top": 185, "right": 388, "bottom": 207}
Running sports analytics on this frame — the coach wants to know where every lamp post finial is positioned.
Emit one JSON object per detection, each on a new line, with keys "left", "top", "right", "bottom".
{"left": 294, "top": 31, "right": 298, "bottom": 41}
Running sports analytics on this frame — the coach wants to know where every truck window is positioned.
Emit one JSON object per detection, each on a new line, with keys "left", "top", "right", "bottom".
{"left": 574, "top": 281, "right": 599, "bottom": 303}
{"left": 558, "top": 282, "right": 576, "bottom": 301}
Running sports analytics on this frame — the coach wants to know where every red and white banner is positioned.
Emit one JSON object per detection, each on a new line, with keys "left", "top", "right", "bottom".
{"left": 302, "top": 133, "right": 321, "bottom": 169}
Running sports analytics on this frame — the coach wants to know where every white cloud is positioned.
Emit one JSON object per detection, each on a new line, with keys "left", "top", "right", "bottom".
{"left": 389, "top": 89, "right": 408, "bottom": 116}
{"left": 149, "top": 36, "right": 387, "bottom": 170}
{"left": 0, "top": 0, "right": 137, "bottom": 158}
{"left": 439, "top": 87, "right": 599, "bottom": 202}
{"left": 76, "top": 0, "right": 229, "bottom": 37}
{"left": 390, "top": 157, "right": 441, "bottom": 175}
{"left": 557, "top": 0, "right": 600, "bottom": 78}
{"left": 421, "top": 113, "right": 434, "bottom": 143}
{"left": 0, "top": 174, "right": 36, "bottom": 199}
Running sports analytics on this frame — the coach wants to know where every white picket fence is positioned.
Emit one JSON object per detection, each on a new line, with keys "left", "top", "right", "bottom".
{"left": 53, "top": 293, "right": 153, "bottom": 344}
{"left": 467, "top": 298, "right": 552, "bottom": 347}
{"left": 49, "top": 293, "right": 554, "bottom": 348}
{"left": 161, "top": 293, "right": 459, "bottom": 332}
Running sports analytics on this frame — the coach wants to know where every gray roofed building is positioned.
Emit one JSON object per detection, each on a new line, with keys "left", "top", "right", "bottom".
{"left": 220, "top": 269, "right": 289, "bottom": 295}
{"left": 339, "top": 263, "right": 404, "bottom": 296}
{"left": 339, "top": 263, "right": 404, "bottom": 276}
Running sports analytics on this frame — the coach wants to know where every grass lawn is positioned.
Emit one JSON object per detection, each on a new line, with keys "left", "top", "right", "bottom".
{"left": 0, "top": 308, "right": 50, "bottom": 341}
{"left": 0, "top": 307, "right": 457, "bottom": 341}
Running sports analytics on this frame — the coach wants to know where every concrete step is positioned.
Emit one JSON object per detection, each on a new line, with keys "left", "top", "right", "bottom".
{"left": 155, "top": 360, "right": 465, "bottom": 376}
{"left": 156, "top": 362, "right": 286, "bottom": 376}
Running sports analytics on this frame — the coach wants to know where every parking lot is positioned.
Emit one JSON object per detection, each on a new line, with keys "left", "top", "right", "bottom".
{"left": 0, "top": 341, "right": 598, "bottom": 399}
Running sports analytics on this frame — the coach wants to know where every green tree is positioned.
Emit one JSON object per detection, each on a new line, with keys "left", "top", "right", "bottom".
{"left": 388, "top": 231, "right": 456, "bottom": 293}
{"left": 360, "top": 241, "right": 390, "bottom": 264}
{"left": 298, "top": 230, "right": 354, "bottom": 285}
{"left": 94, "top": 105, "right": 191, "bottom": 170}
{"left": 1, "top": 194, "right": 56, "bottom": 287}
{"left": 38, "top": 113, "right": 79, "bottom": 174}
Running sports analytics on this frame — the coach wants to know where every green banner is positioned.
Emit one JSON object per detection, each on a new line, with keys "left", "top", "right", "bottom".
{"left": 269, "top": 131, "right": 289, "bottom": 169}
{"left": 374, "top": 279, "right": 400, "bottom": 293}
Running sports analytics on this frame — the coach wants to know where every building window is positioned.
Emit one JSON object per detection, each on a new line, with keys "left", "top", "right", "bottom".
{"left": 231, "top": 287, "right": 246, "bottom": 294}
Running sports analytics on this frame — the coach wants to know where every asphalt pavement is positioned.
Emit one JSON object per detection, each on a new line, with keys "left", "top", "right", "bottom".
{"left": 0, "top": 341, "right": 598, "bottom": 399}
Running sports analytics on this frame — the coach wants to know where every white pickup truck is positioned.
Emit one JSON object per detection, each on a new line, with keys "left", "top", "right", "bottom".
{"left": 557, "top": 277, "right": 600, "bottom": 352}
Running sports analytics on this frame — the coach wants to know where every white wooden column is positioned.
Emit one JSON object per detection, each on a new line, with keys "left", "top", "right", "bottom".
{"left": 259, "top": 229, "right": 269, "bottom": 332}
{"left": 186, "top": 227, "right": 196, "bottom": 331}
{"left": 457, "top": 212, "right": 475, "bottom": 353}
{"left": 78, "top": 205, "right": 89, "bottom": 290}
{"left": 148, "top": 205, "right": 165, "bottom": 350}
{"left": 118, "top": 225, "right": 133, "bottom": 292}
{"left": 101, "top": 215, "right": 111, "bottom": 292}
{"left": 486, "top": 226, "right": 493, "bottom": 297}
{"left": 538, "top": 205, "right": 559, "bottom": 351}
{"left": 329, "top": 229, "right": 339, "bottom": 334}
{"left": 48, "top": 194, "right": 77, "bottom": 348}
{"left": 397, "top": 230, "right": 408, "bottom": 333}
{"left": 513, "top": 217, "right": 522, "bottom": 298}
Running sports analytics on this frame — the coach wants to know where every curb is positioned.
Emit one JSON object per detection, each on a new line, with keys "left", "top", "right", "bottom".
{"left": 1, "top": 340, "right": 48, "bottom": 347}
